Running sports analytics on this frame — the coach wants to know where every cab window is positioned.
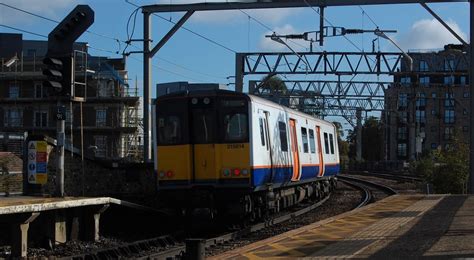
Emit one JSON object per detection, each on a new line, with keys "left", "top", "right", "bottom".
{"left": 223, "top": 113, "right": 248, "bottom": 142}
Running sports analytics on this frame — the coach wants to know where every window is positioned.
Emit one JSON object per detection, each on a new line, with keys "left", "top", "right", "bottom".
{"left": 157, "top": 99, "right": 188, "bottom": 145}
{"left": 397, "top": 127, "right": 407, "bottom": 140}
{"left": 223, "top": 113, "right": 248, "bottom": 142}
{"left": 309, "top": 129, "right": 316, "bottom": 153}
{"left": 444, "top": 109, "right": 455, "bottom": 124}
{"left": 398, "top": 93, "right": 408, "bottom": 108}
{"left": 301, "top": 127, "right": 309, "bottom": 153}
{"left": 416, "top": 110, "right": 426, "bottom": 123}
{"left": 158, "top": 115, "right": 183, "bottom": 145}
{"left": 329, "top": 133, "right": 335, "bottom": 154}
{"left": 193, "top": 109, "right": 216, "bottom": 144}
{"left": 324, "top": 133, "right": 330, "bottom": 154}
{"left": 94, "top": 136, "right": 107, "bottom": 157}
{"left": 66, "top": 108, "right": 72, "bottom": 124}
{"left": 460, "top": 76, "right": 467, "bottom": 86}
{"left": 96, "top": 109, "right": 107, "bottom": 127}
{"left": 399, "top": 111, "right": 408, "bottom": 123}
{"left": 419, "top": 60, "right": 429, "bottom": 71}
{"left": 3, "top": 108, "right": 22, "bottom": 127}
{"left": 400, "top": 77, "right": 411, "bottom": 85}
{"left": 97, "top": 81, "right": 109, "bottom": 97}
{"left": 397, "top": 143, "right": 407, "bottom": 157}
{"left": 259, "top": 118, "right": 265, "bottom": 146}
{"left": 419, "top": 76, "right": 430, "bottom": 86}
{"left": 431, "top": 92, "right": 437, "bottom": 99}
{"left": 444, "top": 127, "right": 454, "bottom": 140}
{"left": 464, "top": 92, "right": 469, "bottom": 98}
{"left": 9, "top": 84, "right": 19, "bottom": 98}
{"left": 416, "top": 93, "right": 426, "bottom": 107}
{"left": 278, "top": 122, "right": 288, "bottom": 152}
{"left": 34, "top": 82, "right": 44, "bottom": 98}
{"left": 431, "top": 109, "right": 437, "bottom": 116}
{"left": 34, "top": 111, "right": 48, "bottom": 127}
{"left": 444, "top": 76, "right": 455, "bottom": 85}
{"left": 444, "top": 59, "right": 455, "bottom": 71}
{"left": 444, "top": 93, "right": 455, "bottom": 107}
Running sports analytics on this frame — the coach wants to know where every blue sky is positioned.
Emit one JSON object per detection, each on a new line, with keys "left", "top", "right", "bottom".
{"left": 0, "top": 0, "right": 469, "bottom": 128}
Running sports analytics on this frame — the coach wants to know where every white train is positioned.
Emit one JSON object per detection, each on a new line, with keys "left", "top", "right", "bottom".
{"left": 154, "top": 89, "right": 339, "bottom": 218}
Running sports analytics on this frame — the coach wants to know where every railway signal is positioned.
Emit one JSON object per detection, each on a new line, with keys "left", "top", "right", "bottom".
{"left": 42, "top": 56, "right": 71, "bottom": 96}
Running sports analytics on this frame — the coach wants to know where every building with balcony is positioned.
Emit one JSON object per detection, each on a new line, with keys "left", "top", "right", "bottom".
{"left": 384, "top": 44, "right": 469, "bottom": 161}
{"left": 0, "top": 33, "right": 141, "bottom": 161}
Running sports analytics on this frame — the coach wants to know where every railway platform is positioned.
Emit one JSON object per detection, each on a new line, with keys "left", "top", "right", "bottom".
{"left": 0, "top": 196, "right": 156, "bottom": 258}
{"left": 211, "top": 194, "right": 474, "bottom": 259}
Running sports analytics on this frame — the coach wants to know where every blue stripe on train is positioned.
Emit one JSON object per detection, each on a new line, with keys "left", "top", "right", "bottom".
{"left": 252, "top": 164, "right": 340, "bottom": 187}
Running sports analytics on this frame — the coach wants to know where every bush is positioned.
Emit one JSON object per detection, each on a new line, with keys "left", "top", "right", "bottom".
{"left": 413, "top": 137, "right": 468, "bottom": 194}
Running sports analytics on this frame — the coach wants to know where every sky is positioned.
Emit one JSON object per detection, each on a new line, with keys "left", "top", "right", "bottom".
{"left": 0, "top": 0, "right": 470, "bottom": 129}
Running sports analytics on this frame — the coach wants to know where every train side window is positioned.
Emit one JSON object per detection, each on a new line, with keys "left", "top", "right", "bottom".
{"left": 329, "top": 133, "right": 335, "bottom": 154}
{"left": 324, "top": 132, "right": 330, "bottom": 154}
{"left": 309, "top": 129, "right": 316, "bottom": 153}
{"left": 278, "top": 122, "right": 288, "bottom": 152}
{"left": 259, "top": 118, "right": 265, "bottom": 146}
{"left": 301, "top": 127, "right": 309, "bottom": 153}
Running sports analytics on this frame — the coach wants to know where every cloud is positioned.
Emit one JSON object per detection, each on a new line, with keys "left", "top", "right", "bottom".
{"left": 398, "top": 19, "right": 467, "bottom": 50}
{"left": 0, "top": 0, "right": 77, "bottom": 25}
{"left": 259, "top": 24, "right": 307, "bottom": 52}
{"left": 156, "top": 0, "right": 296, "bottom": 24}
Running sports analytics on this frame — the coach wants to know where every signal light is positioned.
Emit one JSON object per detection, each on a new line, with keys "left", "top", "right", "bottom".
{"left": 166, "top": 171, "right": 174, "bottom": 178}
{"left": 159, "top": 171, "right": 165, "bottom": 178}
{"left": 242, "top": 169, "right": 249, "bottom": 175}
{"left": 223, "top": 169, "right": 231, "bottom": 177}
{"left": 233, "top": 168, "right": 241, "bottom": 176}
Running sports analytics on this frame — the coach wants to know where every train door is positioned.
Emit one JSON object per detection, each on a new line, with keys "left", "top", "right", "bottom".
{"left": 191, "top": 103, "right": 217, "bottom": 183}
{"left": 316, "top": 126, "right": 325, "bottom": 177}
{"left": 289, "top": 119, "right": 301, "bottom": 181}
{"left": 263, "top": 112, "right": 273, "bottom": 180}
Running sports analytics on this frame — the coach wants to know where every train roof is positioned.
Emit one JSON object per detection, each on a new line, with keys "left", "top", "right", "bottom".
{"left": 247, "top": 94, "right": 335, "bottom": 127}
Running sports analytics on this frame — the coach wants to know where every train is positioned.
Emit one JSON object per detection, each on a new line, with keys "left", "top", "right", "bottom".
{"left": 153, "top": 88, "right": 339, "bottom": 219}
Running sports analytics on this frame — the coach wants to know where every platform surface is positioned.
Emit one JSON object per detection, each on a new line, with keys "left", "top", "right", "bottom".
{"left": 0, "top": 195, "right": 165, "bottom": 216}
{"left": 212, "top": 194, "right": 474, "bottom": 259}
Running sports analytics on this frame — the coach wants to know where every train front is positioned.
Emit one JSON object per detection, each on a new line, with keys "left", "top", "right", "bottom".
{"left": 155, "top": 90, "right": 252, "bottom": 210}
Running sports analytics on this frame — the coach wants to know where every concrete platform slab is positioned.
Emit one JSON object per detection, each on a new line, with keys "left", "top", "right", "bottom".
{"left": 212, "top": 195, "right": 474, "bottom": 259}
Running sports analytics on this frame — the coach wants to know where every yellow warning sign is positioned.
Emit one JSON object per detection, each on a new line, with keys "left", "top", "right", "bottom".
{"left": 37, "top": 141, "right": 47, "bottom": 152}
{"left": 36, "top": 174, "right": 47, "bottom": 184}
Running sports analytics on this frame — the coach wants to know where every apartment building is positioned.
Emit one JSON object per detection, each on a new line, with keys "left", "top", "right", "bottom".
{"left": 384, "top": 44, "right": 469, "bottom": 161}
{"left": 0, "top": 33, "right": 141, "bottom": 160}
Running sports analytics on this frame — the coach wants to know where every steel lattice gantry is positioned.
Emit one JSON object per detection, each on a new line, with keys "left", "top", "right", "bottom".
{"left": 249, "top": 80, "right": 390, "bottom": 126}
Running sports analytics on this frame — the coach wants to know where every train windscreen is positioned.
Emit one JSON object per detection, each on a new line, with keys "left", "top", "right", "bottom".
{"left": 156, "top": 99, "right": 188, "bottom": 145}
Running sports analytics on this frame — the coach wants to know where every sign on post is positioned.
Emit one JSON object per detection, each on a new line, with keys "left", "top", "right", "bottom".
{"left": 27, "top": 141, "right": 49, "bottom": 184}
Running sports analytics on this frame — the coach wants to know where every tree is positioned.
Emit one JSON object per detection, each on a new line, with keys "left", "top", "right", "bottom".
{"left": 332, "top": 121, "right": 349, "bottom": 157}
{"left": 259, "top": 75, "right": 287, "bottom": 93}
{"left": 347, "top": 116, "right": 383, "bottom": 161}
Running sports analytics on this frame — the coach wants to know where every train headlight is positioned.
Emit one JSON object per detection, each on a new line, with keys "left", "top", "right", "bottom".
{"left": 242, "top": 169, "right": 249, "bottom": 175}
{"left": 159, "top": 171, "right": 165, "bottom": 178}
{"left": 223, "top": 169, "right": 231, "bottom": 177}
{"left": 191, "top": 98, "right": 198, "bottom": 105}
{"left": 203, "top": 97, "right": 210, "bottom": 104}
